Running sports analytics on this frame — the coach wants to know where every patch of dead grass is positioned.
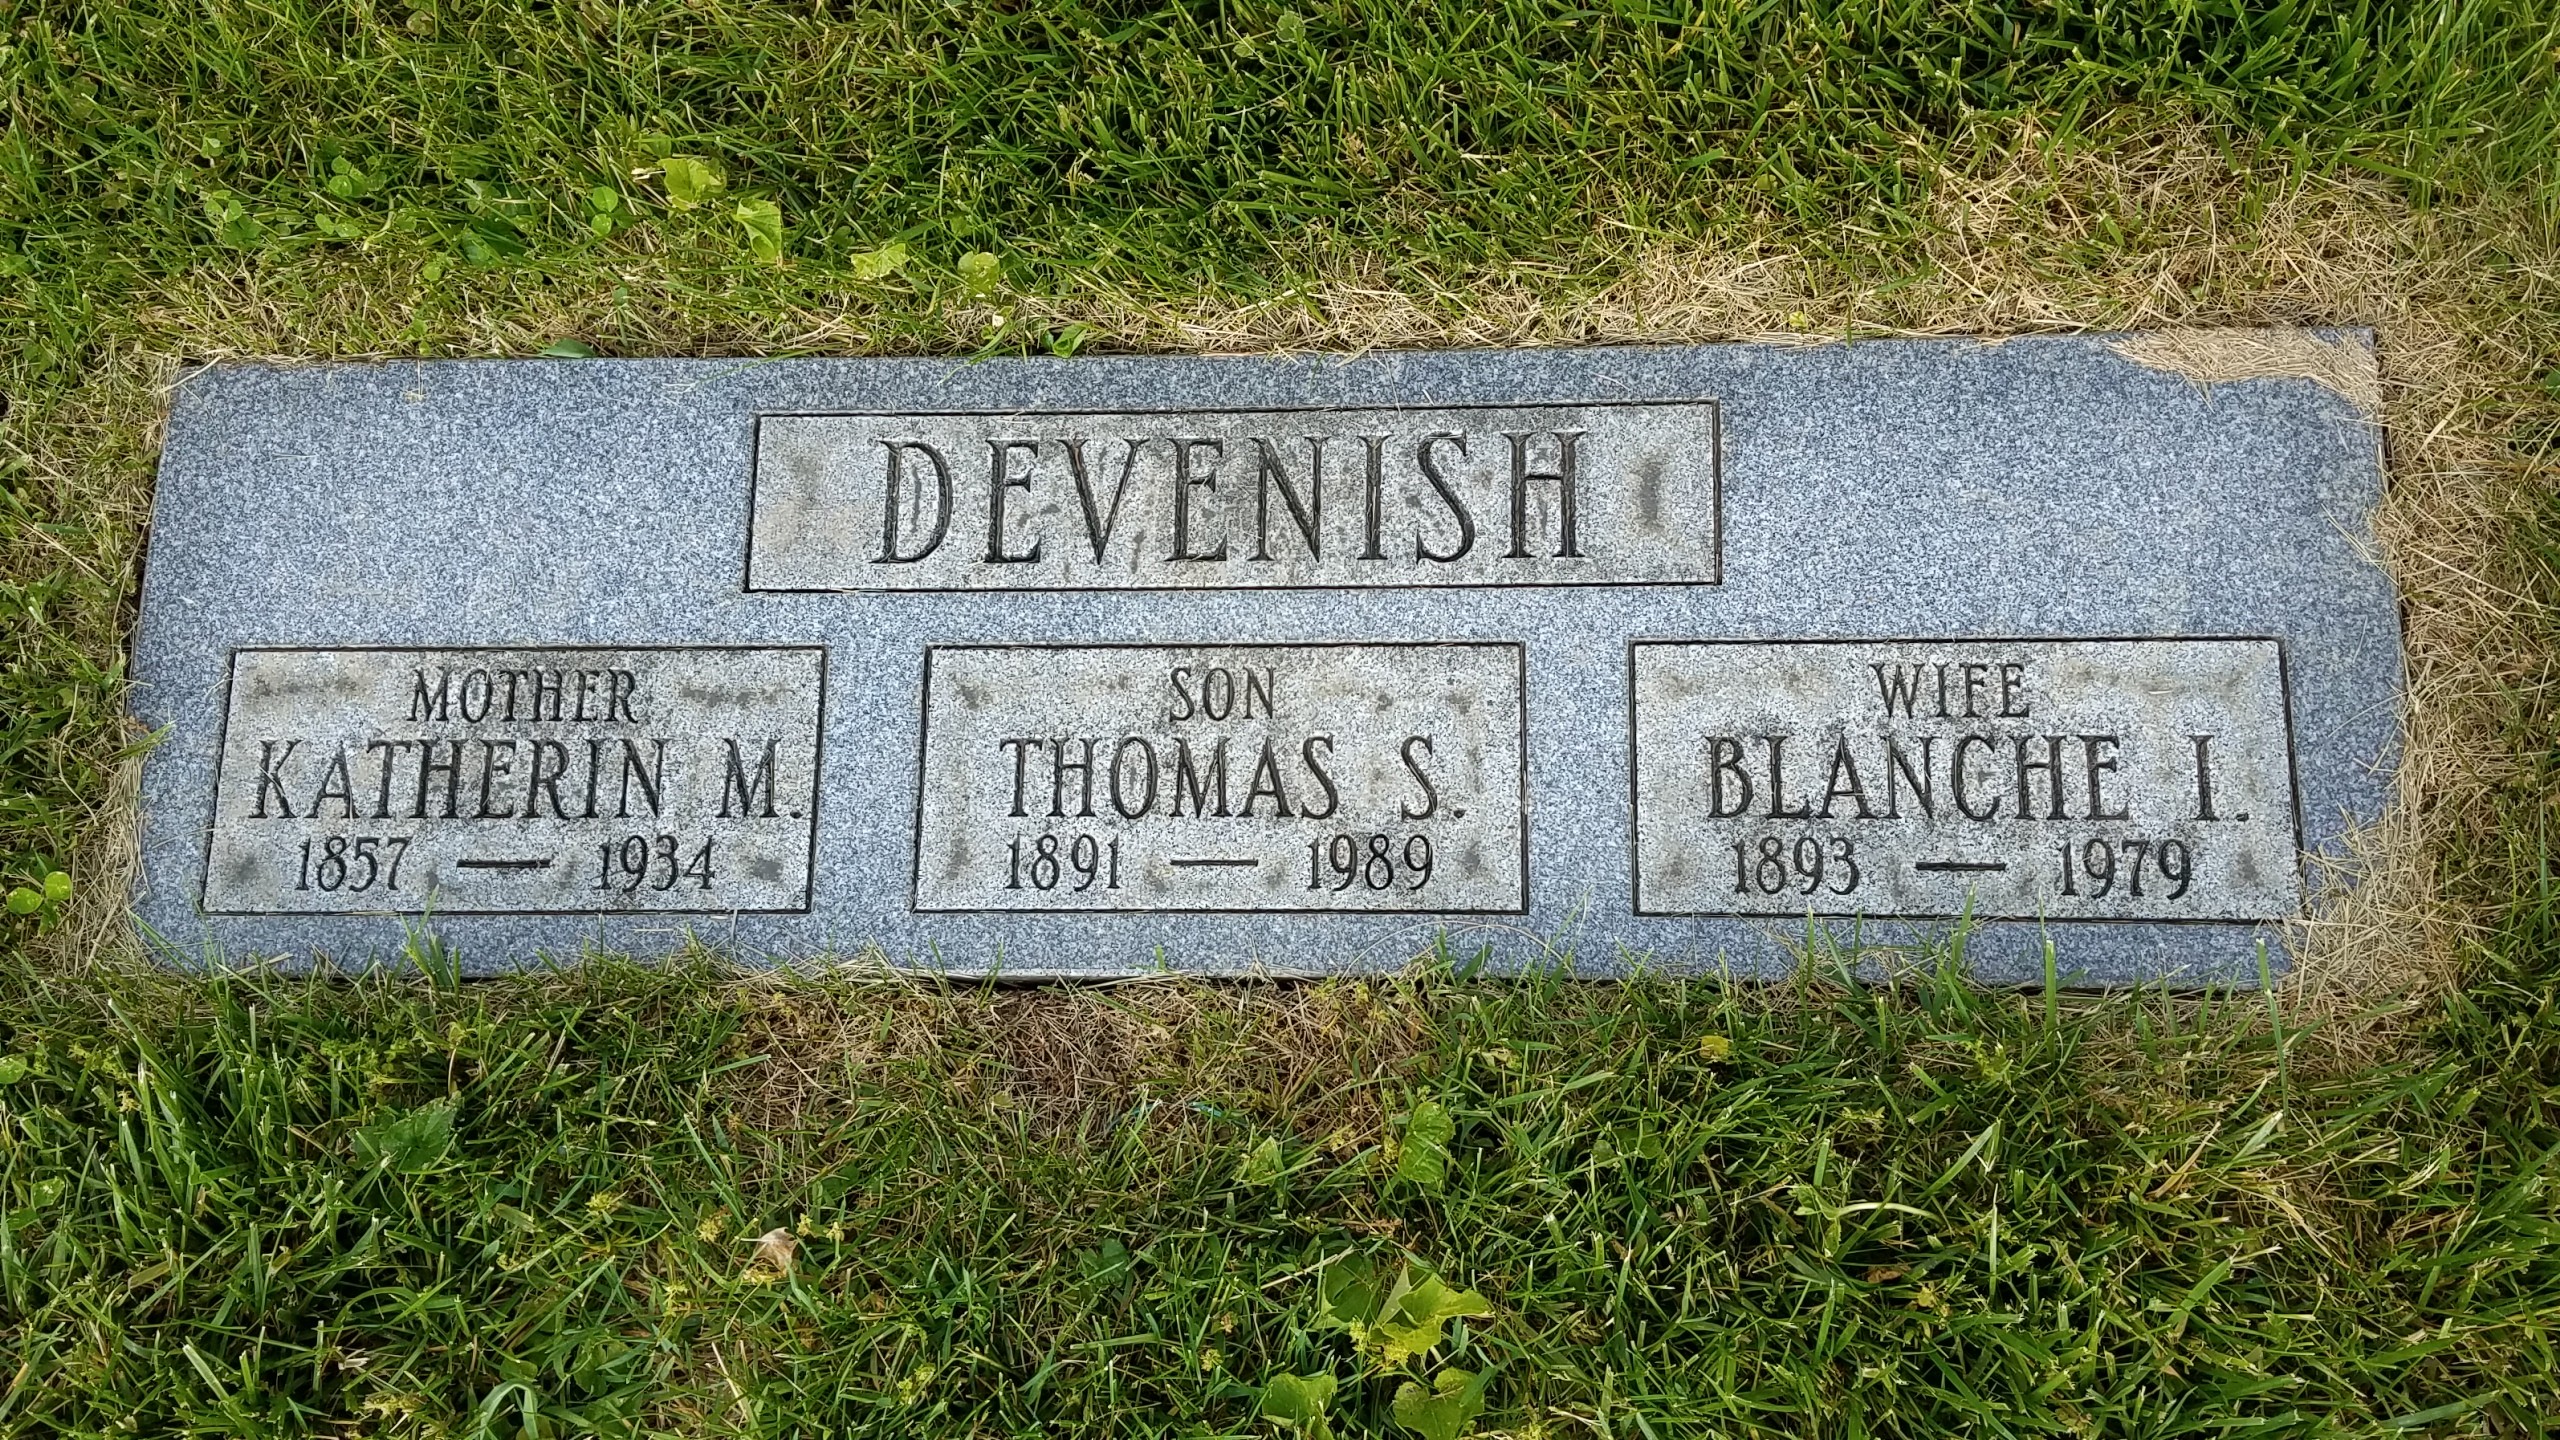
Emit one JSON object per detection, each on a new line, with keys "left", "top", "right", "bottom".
{"left": 718, "top": 963, "right": 1431, "bottom": 1146}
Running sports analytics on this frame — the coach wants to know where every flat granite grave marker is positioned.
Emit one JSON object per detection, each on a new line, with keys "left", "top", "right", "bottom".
{"left": 129, "top": 333, "right": 2401, "bottom": 982}
{"left": 747, "top": 401, "right": 1721, "bottom": 590}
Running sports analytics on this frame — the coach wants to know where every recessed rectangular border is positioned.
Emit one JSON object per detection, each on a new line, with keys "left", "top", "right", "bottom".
{"left": 909, "top": 639, "right": 1531, "bottom": 915}
{"left": 198, "top": 643, "right": 829, "bottom": 918}
{"left": 1624, "top": 635, "right": 2307, "bottom": 923}
{"left": 744, "top": 398, "right": 1722, "bottom": 594}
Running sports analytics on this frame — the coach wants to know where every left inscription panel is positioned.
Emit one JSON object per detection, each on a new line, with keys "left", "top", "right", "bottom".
{"left": 201, "top": 646, "right": 826, "bottom": 914}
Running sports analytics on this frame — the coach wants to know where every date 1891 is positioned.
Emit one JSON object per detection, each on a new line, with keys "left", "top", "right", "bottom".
{"left": 1005, "top": 832, "right": 1125, "bottom": 893}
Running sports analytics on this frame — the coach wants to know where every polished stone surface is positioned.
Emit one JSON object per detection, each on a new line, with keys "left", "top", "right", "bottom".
{"left": 130, "top": 333, "right": 2399, "bottom": 982}
{"left": 201, "top": 646, "right": 822, "bottom": 915}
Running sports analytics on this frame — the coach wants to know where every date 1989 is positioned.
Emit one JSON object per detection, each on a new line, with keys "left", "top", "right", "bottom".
{"left": 1308, "top": 833, "right": 1434, "bottom": 891}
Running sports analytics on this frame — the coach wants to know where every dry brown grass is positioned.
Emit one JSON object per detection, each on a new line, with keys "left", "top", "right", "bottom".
{"left": 38, "top": 119, "right": 2558, "bottom": 1095}
{"left": 715, "top": 962, "right": 1435, "bottom": 1147}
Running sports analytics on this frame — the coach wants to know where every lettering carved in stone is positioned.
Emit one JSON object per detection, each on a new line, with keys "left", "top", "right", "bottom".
{"left": 913, "top": 643, "right": 1527, "bottom": 912}
{"left": 748, "top": 402, "right": 1719, "bottom": 591}
{"left": 202, "top": 646, "right": 823, "bottom": 914}
{"left": 1630, "top": 638, "right": 2302, "bottom": 921}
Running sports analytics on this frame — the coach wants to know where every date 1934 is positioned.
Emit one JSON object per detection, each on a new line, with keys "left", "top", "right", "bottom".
{"left": 595, "top": 834, "right": 717, "bottom": 894}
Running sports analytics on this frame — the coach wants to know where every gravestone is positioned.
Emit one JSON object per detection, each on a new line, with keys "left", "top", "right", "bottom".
{"left": 129, "top": 333, "right": 2400, "bottom": 982}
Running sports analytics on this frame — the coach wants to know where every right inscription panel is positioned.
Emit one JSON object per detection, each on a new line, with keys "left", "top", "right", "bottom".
{"left": 1631, "top": 638, "right": 2303, "bottom": 921}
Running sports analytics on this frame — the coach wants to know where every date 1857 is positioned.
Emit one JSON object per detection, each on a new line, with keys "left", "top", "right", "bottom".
{"left": 294, "top": 835, "right": 412, "bottom": 894}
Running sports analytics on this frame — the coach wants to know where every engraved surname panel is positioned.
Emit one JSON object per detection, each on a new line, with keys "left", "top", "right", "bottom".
{"left": 204, "top": 646, "right": 824, "bottom": 914}
{"left": 1631, "top": 638, "right": 2301, "bottom": 921}
{"left": 914, "top": 643, "right": 1526, "bottom": 912}
{"left": 749, "top": 402, "right": 1719, "bottom": 591}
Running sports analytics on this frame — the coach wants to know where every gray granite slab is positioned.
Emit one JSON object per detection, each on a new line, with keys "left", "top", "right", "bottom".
{"left": 128, "top": 333, "right": 2401, "bottom": 983}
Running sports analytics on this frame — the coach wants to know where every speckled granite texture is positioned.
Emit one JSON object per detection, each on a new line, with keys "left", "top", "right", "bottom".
{"left": 130, "top": 334, "right": 2400, "bottom": 983}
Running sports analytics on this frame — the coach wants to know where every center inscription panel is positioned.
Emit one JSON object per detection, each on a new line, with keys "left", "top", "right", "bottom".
{"left": 749, "top": 401, "right": 1720, "bottom": 592}
{"left": 912, "top": 643, "right": 1527, "bottom": 913}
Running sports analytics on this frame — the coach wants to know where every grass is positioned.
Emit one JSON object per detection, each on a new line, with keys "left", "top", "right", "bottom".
{"left": 4, "top": 1, "right": 2560, "bottom": 1434}
{"left": 3, "top": 951, "right": 2557, "bottom": 1435}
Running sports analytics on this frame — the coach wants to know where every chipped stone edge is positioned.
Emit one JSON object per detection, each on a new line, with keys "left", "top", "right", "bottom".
{"left": 2106, "top": 328, "right": 2381, "bottom": 416}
